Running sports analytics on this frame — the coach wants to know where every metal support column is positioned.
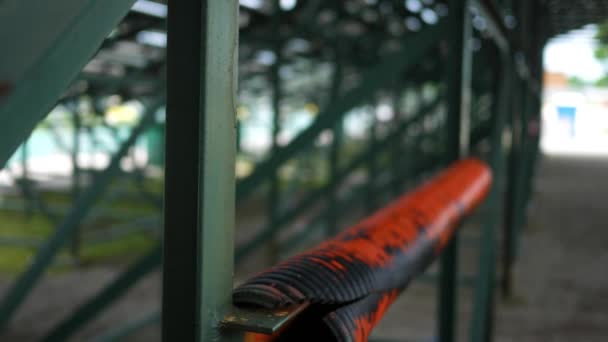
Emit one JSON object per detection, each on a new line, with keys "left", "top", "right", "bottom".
{"left": 365, "top": 99, "right": 379, "bottom": 214}
{"left": 502, "top": 74, "right": 520, "bottom": 297}
{"left": 391, "top": 81, "right": 405, "bottom": 197}
{"left": 20, "top": 137, "right": 33, "bottom": 218}
{"left": 438, "top": 0, "right": 472, "bottom": 341}
{"left": 162, "top": 0, "right": 238, "bottom": 341}
{"left": 268, "top": 1, "right": 283, "bottom": 262}
{"left": 327, "top": 55, "right": 343, "bottom": 236}
{"left": 470, "top": 50, "right": 511, "bottom": 342}
{"left": 70, "top": 108, "right": 82, "bottom": 259}
{"left": 366, "top": 101, "right": 379, "bottom": 214}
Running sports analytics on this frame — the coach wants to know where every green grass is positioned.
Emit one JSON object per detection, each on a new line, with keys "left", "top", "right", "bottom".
{"left": 0, "top": 210, "right": 51, "bottom": 273}
{"left": 0, "top": 182, "right": 161, "bottom": 275}
{"left": 80, "top": 228, "right": 158, "bottom": 265}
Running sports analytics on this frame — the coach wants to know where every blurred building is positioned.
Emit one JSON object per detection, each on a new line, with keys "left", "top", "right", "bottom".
{"left": 542, "top": 71, "right": 608, "bottom": 155}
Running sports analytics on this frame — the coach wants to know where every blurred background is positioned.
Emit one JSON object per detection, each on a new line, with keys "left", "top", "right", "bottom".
{"left": 0, "top": 0, "right": 607, "bottom": 341}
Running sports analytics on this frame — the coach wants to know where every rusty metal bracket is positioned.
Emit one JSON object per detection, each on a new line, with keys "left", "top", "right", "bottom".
{"left": 221, "top": 302, "right": 310, "bottom": 335}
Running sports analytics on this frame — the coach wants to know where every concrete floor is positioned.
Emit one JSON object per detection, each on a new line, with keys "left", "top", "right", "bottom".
{"left": 1, "top": 154, "right": 608, "bottom": 341}
{"left": 494, "top": 155, "right": 608, "bottom": 342}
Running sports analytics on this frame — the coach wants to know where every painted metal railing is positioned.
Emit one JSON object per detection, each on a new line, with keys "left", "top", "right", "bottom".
{"left": 229, "top": 158, "right": 491, "bottom": 341}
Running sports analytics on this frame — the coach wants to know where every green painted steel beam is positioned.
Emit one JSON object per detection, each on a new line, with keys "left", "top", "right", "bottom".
{"left": 0, "top": 0, "right": 137, "bottom": 167}
{"left": 438, "top": 0, "right": 473, "bottom": 341}
{"left": 267, "top": 0, "right": 283, "bottom": 263}
{"left": 469, "top": 51, "right": 511, "bottom": 342}
{"left": 162, "top": 0, "right": 239, "bottom": 341}
{"left": 502, "top": 74, "right": 522, "bottom": 298}
{"left": 0, "top": 98, "right": 162, "bottom": 329}
{"left": 327, "top": 53, "right": 344, "bottom": 236}
{"left": 366, "top": 101, "right": 379, "bottom": 214}
{"left": 235, "top": 22, "right": 446, "bottom": 202}
{"left": 70, "top": 109, "right": 83, "bottom": 259}
{"left": 391, "top": 82, "right": 407, "bottom": 197}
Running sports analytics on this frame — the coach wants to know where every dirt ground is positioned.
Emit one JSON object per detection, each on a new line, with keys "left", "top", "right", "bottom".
{"left": 1, "top": 154, "right": 608, "bottom": 341}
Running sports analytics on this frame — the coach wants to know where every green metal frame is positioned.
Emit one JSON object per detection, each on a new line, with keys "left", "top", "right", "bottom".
{"left": 438, "top": 1, "right": 473, "bottom": 341}
{"left": 0, "top": 0, "right": 137, "bottom": 166}
{"left": 162, "top": 0, "right": 238, "bottom": 340}
{"left": 236, "top": 23, "right": 446, "bottom": 201}
{"left": 326, "top": 52, "right": 344, "bottom": 236}
{"left": 38, "top": 27, "right": 447, "bottom": 339}
{"left": 469, "top": 48, "right": 511, "bottom": 342}
{"left": 268, "top": 0, "right": 283, "bottom": 263}
{"left": 0, "top": 0, "right": 550, "bottom": 340}
{"left": 0, "top": 98, "right": 163, "bottom": 328}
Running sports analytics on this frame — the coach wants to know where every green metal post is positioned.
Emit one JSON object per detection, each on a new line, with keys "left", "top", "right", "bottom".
{"left": 470, "top": 51, "right": 511, "bottom": 342}
{"left": 502, "top": 74, "right": 521, "bottom": 298}
{"left": 71, "top": 108, "right": 82, "bottom": 260}
{"left": 366, "top": 101, "right": 379, "bottom": 214}
{"left": 162, "top": 0, "right": 238, "bottom": 341}
{"left": 327, "top": 56, "right": 344, "bottom": 236}
{"left": 391, "top": 81, "right": 405, "bottom": 197}
{"left": 514, "top": 81, "right": 531, "bottom": 251}
{"left": 439, "top": 0, "right": 472, "bottom": 341}
{"left": 268, "top": 1, "right": 283, "bottom": 262}
{"left": 20, "top": 140, "right": 28, "bottom": 181}
{"left": 236, "top": 119, "right": 242, "bottom": 153}
{"left": 0, "top": 99, "right": 160, "bottom": 329}
{"left": 20, "top": 137, "right": 33, "bottom": 218}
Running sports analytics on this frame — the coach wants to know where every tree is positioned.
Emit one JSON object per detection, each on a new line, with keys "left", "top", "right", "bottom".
{"left": 568, "top": 76, "right": 587, "bottom": 88}
{"left": 594, "top": 22, "right": 608, "bottom": 87}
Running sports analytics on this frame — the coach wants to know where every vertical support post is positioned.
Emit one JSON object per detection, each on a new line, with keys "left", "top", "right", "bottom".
{"left": 366, "top": 101, "right": 378, "bottom": 214}
{"left": 236, "top": 119, "right": 242, "bottom": 153}
{"left": 162, "top": 0, "right": 238, "bottom": 341}
{"left": 20, "top": 137, "right": 33, "bottom": 218}
{"left": 438, "top": 0, "right": 472, "bottom": 341}
{"left": 20, "top": 141, "right": 28, "bottom": 181}
{"left": 391, "top": 81, "right": 404, "bottom": 197}
{"left": 470, "top": 49, "right": 511, "bottom": 342}
{"left": 268, "top": 0, "right": 282, "bottom": 261}
{"left": 503, "top": 59, "right": 531, "bottom": 298}
{"left": 327, "top": 56, "right": 343, "bottom": 236}
{"left": 71, "top": 108, "right": 82, "bottom": 259}
{"left": 502, "top": 74, "right": 520, "bottom": 297}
